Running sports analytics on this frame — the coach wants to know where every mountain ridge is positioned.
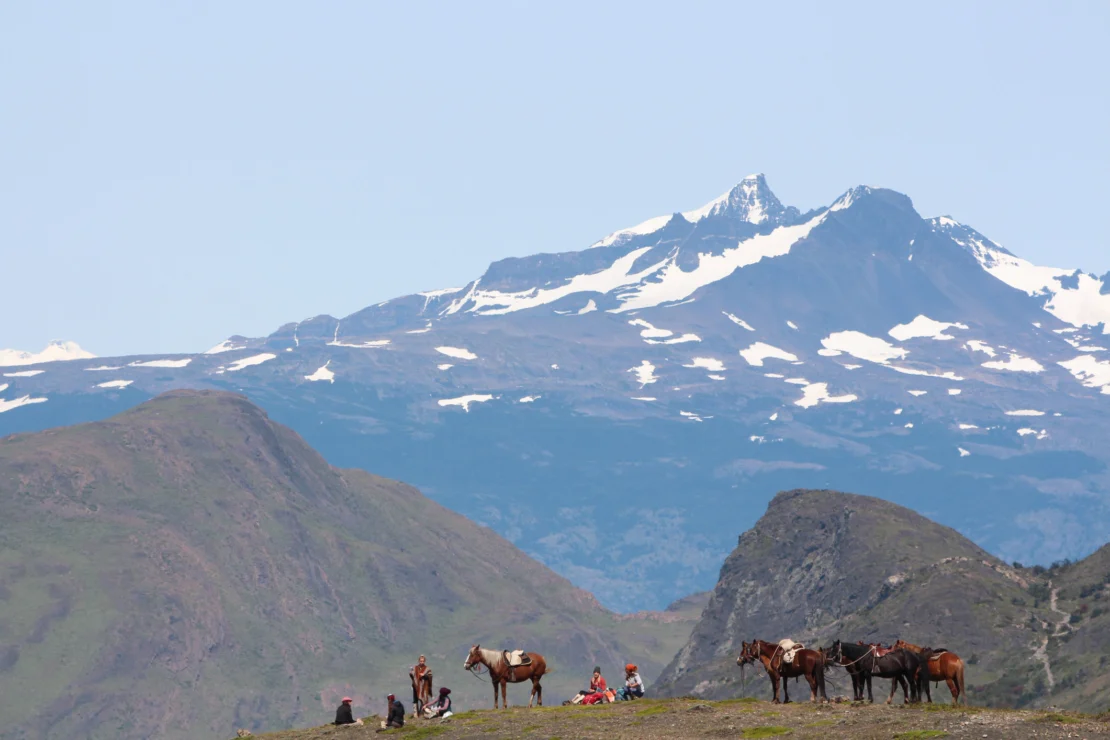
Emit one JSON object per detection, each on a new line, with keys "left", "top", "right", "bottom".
{"left": 3, "top": 174, "right": 1110, "bottom": 611}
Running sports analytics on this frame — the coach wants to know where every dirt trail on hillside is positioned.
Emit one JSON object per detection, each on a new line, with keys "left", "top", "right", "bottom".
{"left": 1031, "top": 581, "right": 1074, "bottom": 691}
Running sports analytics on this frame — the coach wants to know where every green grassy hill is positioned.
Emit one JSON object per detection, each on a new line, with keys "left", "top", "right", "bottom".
{"left": 0, "top": 391, "right": 696, "bottom": 739}
{"left": 653, "top": 489, "right": 1110, "bottom": 712}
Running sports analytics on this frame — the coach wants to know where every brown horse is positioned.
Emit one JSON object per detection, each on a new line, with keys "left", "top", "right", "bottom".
{"left": 463, "top": 645, "right": 547, "bottom": 709}
{"left": 894, "top": 640, "right": 967, "bottom": 705}
{"left": 738, "top": 639, "right": 828, "bottom": 704}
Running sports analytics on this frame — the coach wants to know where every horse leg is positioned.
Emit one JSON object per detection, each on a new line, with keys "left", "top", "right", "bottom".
{"left": 537, "top": 677, "right": 543, "bottom": 707}
{"left": 782, "top": 674, "right": 791, "bottom": 704}
{"left": 770, "top": 674, "right": 780, "bottom": 704}
{"left": 807, "top": 669, "right": 817, "bottom": 703}
{"left": 502, "top": 679, "right": 509, "bottom": 709}
{"left": 528, "top": 676, "right": 536, "bottom": 709}
{"left": 946, "top": 677, "right": 958, "bottom": 704}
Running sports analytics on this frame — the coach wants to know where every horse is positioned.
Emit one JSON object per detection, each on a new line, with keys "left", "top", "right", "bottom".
{"left": 737, "top": 639, "right": 829, "bottom": 704}
{"left": 410, "top": 662, "right": 433, "bottom": 716}
{"left": 824, "top": 640, "right": 924, "bottom": 704}
{"left": 894, "top": 640, "right": 966, "bottom": 705}
{"left": 463, "top": 645, "right": 547, "bottom": 709}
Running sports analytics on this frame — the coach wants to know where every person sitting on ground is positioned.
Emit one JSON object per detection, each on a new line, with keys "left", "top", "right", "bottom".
{"left": 580, "top": 666, "right": 607, "bottom": 704}
{"left": 334, "top": 697, "right": 363, "bottom": 726}
{"left": 378, "top": 694, "right": 405, "bottom": 730}
{"left": 619, "top": 664, "right": 645, "bottom": 700}
{"left": 425, "top": 687, "right": 453, "bottom": 717}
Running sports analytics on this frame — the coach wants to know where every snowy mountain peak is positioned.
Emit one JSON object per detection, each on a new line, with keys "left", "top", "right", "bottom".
{"left": 592, "top": 174, "right": 799, "bottom": 248}
{"left": 0, "top": 340, "right": 96, "bottom": 367}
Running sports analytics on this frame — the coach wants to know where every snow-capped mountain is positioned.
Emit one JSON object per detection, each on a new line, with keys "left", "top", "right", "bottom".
{"left": 0, "top": 340, "right": 95, "bottom": 367}
{"left": 3, "top": 176, "right": 1109, "bottom": 611}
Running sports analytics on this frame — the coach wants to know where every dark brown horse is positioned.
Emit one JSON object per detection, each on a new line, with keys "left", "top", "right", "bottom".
{"left": 894, "top": 640, "right": 967, "bottom": 705}
{"left": 738, "top": 639, "right": 828, "bottom": 704}
{"left": 463, "top": 645, "right": 547, "bottom": 709}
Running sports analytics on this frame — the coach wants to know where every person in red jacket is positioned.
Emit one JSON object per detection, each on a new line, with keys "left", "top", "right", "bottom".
{"left": 581, "top": 666, "right": 607, "bottom": 705}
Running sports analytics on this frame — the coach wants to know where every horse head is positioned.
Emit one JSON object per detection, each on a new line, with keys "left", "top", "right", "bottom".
{"left": 825, "top": 640, "right": 843, "bottom": 665}
{"left": 464, "top": 644, "right": 481, "bottom": 670}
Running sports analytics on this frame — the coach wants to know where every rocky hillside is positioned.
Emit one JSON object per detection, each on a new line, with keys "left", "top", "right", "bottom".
{"left": 654, "top": 489, "right": 1109, "bottom": 712}
{"left": 0, "top": 391, "right": 696, "bottom": 740}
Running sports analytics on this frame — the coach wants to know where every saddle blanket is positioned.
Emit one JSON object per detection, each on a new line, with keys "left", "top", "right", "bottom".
{"left": 504, "top": 649, "right": 531, "bottom": 667}
{"left": 778, "top": 638, "right": 804, "bottom": 664}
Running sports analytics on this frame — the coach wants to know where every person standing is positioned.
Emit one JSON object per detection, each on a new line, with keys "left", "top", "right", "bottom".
{"left": 409, "top": 655, "right": 434, "bottom": 714}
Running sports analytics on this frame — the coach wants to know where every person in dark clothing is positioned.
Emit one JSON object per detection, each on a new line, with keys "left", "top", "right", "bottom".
{"left": 378, "top": 694, "right": 405, "bottom": 730}
{"left": 334, "top": 697, "right": 360, "bottom": 725}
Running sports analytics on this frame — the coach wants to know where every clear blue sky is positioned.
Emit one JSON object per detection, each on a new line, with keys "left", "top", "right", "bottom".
{"left": 2, "top": 1, "right": 1107, "bottom": 357}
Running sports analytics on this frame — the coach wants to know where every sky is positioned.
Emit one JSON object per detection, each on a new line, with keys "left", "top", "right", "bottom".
{"left": 2, "top": 1, "right": 1107, "bottom": 357}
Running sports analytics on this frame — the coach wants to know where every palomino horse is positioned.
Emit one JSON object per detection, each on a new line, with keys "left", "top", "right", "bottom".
{"left": 825, "top": 641, "right": 924, "bottom": 704}
{"left": 411, "top": 662, "right": 433, "bottom": 716}
{"left": 463, "top": 645, "right": 547, "bottom": 709}
{"left": 737, "top": 640, "right": 828, "bottom": 704}
{"left": 894, "top": 640, "right": 966, "bottom": 705}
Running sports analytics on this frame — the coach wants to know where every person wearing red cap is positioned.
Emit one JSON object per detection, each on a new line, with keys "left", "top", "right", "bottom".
{"left": 379, "top": 694, "right": 405, "bottom": 730}
{"left": 334, "top": 696, "right": 361, "bottom": 725}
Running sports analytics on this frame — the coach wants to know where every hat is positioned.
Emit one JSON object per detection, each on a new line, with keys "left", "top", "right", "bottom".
{"left": 593, "top": 666, "right": 601, "bottom": 674}
{"left": 626, "top": 664, "right": 637, "bottom": 672}
{"left": 439, "top": 687, "right": 450, "bottom": 695}
{"left": 342, "top": 697, "right": 352, "bottom": 703}
{"left": 387, "top": 694, "right": 395, "bottom": 701}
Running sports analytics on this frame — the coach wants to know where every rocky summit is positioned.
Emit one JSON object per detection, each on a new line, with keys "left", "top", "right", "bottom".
{"left": 654, "top": 489, "right": 1110, "bottom": 712}
{"left": 3, "top": 176, "right": 1110, "bottom": 610}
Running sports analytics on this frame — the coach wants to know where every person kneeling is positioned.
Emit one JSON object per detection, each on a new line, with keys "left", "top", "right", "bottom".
{"left": 618, "top": 664, "right": 645, "bottom": 700}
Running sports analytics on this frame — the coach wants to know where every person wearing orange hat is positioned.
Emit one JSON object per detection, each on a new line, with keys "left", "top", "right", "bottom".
{"left": 618, "top": 664, "right": 645, "bottom": 700}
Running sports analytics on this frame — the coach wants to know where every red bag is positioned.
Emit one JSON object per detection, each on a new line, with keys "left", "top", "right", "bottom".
{"left": 581, "top": 692, "right": 604, "bottom": 705}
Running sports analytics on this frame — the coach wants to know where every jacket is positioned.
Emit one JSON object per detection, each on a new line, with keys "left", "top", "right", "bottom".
{"left": 387, "top": 700, "right": 405, "bottom": 727}
{"left": 334, "top": 702, "right": 355, "bottom": 725}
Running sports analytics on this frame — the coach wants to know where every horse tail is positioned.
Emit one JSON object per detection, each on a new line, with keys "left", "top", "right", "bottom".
{"left": 955, "top": 658, "right": 966, "bottom": 705}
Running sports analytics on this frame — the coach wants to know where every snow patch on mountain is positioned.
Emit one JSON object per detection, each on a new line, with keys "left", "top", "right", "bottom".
{"left": 129, "top": 358, "right": 192, "bottom": 369}
{"left": 794, "top": 382, "right": 858, "bottom": 408}
{"left": 683, "top": 357, "right": 726, "bottom": 372}
{"left": 645, "top": 333, "right": 701, "bottom": 345}
{"left": 739, "top": 342, "right": 798, "bottom": 367}
{"left": 437, "top": 364, "right": 453, "bottom": 370}
{"left": 937, "top": 218, "right": 1110, "bottom": 331}
{"left": 889, "top": 315, "right": 968, "bottom": 341}
{"left": 436, "top": 346, "right": 478, "bottom": 360}
{"left": 615, "top": 211, "right": 828, "bottom": 312}
{"left": 1006, "top": 409, "right": 1046, "bottom": 417}
{"left": 305, "top": 362, "right": 335, "bottom": 383}
{"left": 965, "top": 340, "right": 997, "bottom": 357}
{"left": 0, "top": 395, "right": 48, "bottom": 413}
{"left": 447, "top": 247, "right": 665, "bottom": 316}
{"left": 329, "top": 339, "right": 391, "bottom": 348}
{"left": 3, "top": 369, "right": 45, "bottom": 377}
{"left": 205, "top": 339, "right": 246, "bottom": 355}
{"left": 96, "top": 380, "right": 133, "bottom": 389}
{"left": 889, "top": 365, "right": 965, "bottom": 380}
{"left": 519, "top": 395, "right": 540, "bottom": 403}
{"left": 629, "top": 360, "right": 658, "bottom": 387}
{"left": 982, "top": 353, "right": 1045, "bottom": 373}
{"left": 577, "top": 300, "right": 598, "bottom": 315}
{"left": 227, "top": 353, "right": 276, "bottom": 372}
{"left": 1059, "top": 355, "right": 1110, "bottom": 393}
{"left": 0, "top": 340, "right": 95, "bottom": 367}
{"left": 959, "top": 448, "right": 971, "bottom": 457}
{"left": 908, "top": 390, "right": 928, "bottom": 396}
{"left": 437, "top": 394, "right": 495, "bottom": 412}
{"left": 723, "top": 312, "right": 755, "bottom": 331}
{"left": 821, "top": 331, "right": 907, "bottom": 364}
{"left": 629, "top": 319, "right": 672, "bottom": 338}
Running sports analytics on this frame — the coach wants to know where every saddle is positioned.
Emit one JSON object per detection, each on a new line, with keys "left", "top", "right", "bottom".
{"left": 863, "top": 642, "right": 896, "bottom": 658}
{"left": 503, "top": 649, "right": 531, "bottom": 667}
{"left": 778, "top": 639, "right": 804, "bottom": 664}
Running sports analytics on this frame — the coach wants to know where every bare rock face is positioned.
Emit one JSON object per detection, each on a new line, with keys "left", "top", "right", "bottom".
{"left": 653, "top": 489, "right": 1106, "bottom": 711}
